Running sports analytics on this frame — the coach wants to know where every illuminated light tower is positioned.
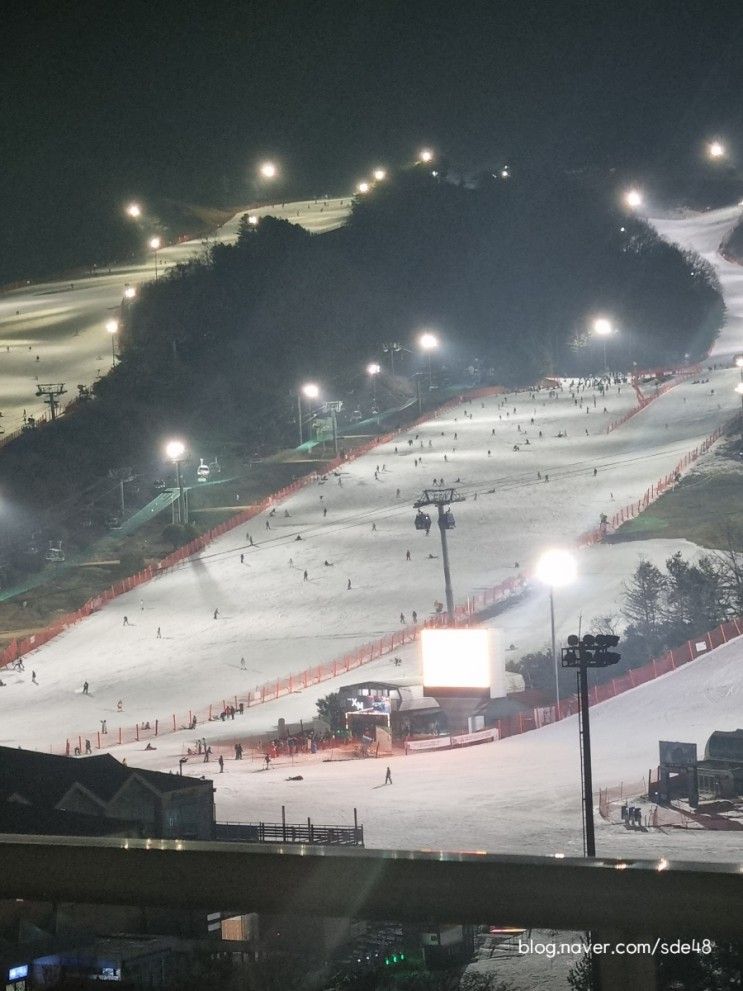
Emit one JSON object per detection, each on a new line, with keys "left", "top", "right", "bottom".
{"left": 356, "top": 181, "right": 370, "bottom": 194}
{"left": 105, "top": 319, "right": 119, "bottom": 367}
{"left": 418, "top": 148, "right": 434, "bottom": 163}
{"left": 736, "top": 358, "right": 743, "bottom": 437}
{"left": 297, "top": 382, "right": 320, "bottom": 446}
{"left": 367, "top": 362, "right": 381, "bottom": 423}
{"left": 259, "top": 161, "right": 277, "bottom": 179}
{"left": 624, "top": 188, "right": 643, "bottom": 210}
{"left": 123, "top": 285, "right": 137, "bottom": 300}
{"left": 126, "top": 202, "right": 142, "bottom": 219}
{"left": 591, "top": 317, "right": 614, "bottom": 373}
{"left": 535, "top": 548, "right": 577, "bottom": 716}
{"left": 373, "top": 168, "right": 387, "bottom": 182}
{"left": 248, "top": 215, "right": 259, "bottom": 226}
{"left": 708, "top": 140, "right": 726, "bottom": 160}
{"left": 165, "top": 439, "right": 187, "bottom": 523}
{"left": 149, "top": 236, "right": 162, "bottom": 280}
{"left": 419, "top": 331, "right": 439, "bottom": 390}
{"left": 413, "top": 486, "right": 465, "bottom": 621}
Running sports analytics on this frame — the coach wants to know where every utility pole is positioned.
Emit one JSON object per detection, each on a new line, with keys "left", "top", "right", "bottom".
{"left": 561, "top": 633, "right": 621, "bottom": 857}
{"left": 35, "top": 383, "right": 67, "bottom": 421}
{"left": 413, "top": 487, "right": 465, "bottom": 621}
{"left": 381, "top": 341, "right": 401, "bottom": 375}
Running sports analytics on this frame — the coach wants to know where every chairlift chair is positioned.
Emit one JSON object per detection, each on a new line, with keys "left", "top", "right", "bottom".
{"left": 197, "top": 458, "right": 210, "bottom": 481}
{"left": 442, "top": 509, "right": 456, "bottom": 529}
{"left": 45, "top": 541, "right": 65, "bottom": 563}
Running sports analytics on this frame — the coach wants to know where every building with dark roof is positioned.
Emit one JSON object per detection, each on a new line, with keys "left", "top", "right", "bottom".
{"left": 0, "top": 747, "right": 215, "bottom": 840}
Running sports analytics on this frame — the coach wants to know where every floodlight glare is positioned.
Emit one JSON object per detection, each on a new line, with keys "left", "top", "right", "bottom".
{"left": 535, "top": 548, "right": 578, "bottom": 589}
{"left": 735, "top": 383, "right": 743, "bottom": 395}
{"left": 367, "top": 362, "right": 381, "bottom": 375}
{"left": 248, "top": 215, "right": 259, "bottom": 226}
{"left": 149, "top": 236, "right": 162, "bottom": 250}
{"left": 302, "top": 382, "right": 320, "bottom": 400}
{"left": 708, "top": 140, "right": 726, "bottom": 159}
{"left": 624, "top": 188, "right": 643, "bottom": 209}
{"left": 259, "top": 161, "right": 277, "bottom": 179}
{"left": 419, "top": 332, "right": 438, "bottom": 351}
{"left": 592, "top": 317, "right": 613, "bottom": 337}
{"left": 357, "top": 181, "right": 370, "bottom": 194}
{"left": 419, "top": 148, "right": 434, "bottom": 163}
{"left": 123, "top": 286, "right": 136, "bottom": 299}
{"left": 165, "top": 440, "right": 186, "bottom": 460}
{"left": 373, "top": 168, "right": 387, "bottom": 181}
{"left": 735, "top": 355, "right": 743, "bottom": 368}
{"left": 105, "top": 319, "right": 118, "bottom": 334}
{"left": 126, "top": 202, "right": 142, "bottom": 218}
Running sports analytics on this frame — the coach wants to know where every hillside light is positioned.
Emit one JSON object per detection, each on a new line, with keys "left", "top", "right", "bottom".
{"left": 248, "top": 215, "right": 259, "bottom": 226}
{"left": 708, "top": 140, "right": 726, "bottom": 160}
{"left": 592, "top": 317, "right": 614, "bottom": 372}
{"left": 419, "top": 148, "right": 434, "bottom": 163}
{"left": 624, "top": 188, "right": 643, "bottom": 209}
{"left": 126, "top": 202, "right": 141, "bottom": 218}
{"left": 735, "top": 383, "right": 743, "bottom": 395}
{"left": 373, "top": 168, "right": 387, "bottom": 181}
{"left": 735, "top": 355, "right": 743, "bottom": 368}
{"left": 123, "top": 286, "right": 136, "bottom": 299}
{"left": 166, "top": 440, "right": 187, "bottom": 523}
{"left": 259, "top": 161, "right": 277, "bottom": 179}
{"left": 367, "top": 362, "right": 381, "bottom": 418}
{"left": 297, "top": 383, "right": 320, "bottom": 446}
{"left": 357, "top": 181, "right": 370, "bottom": 194}
{"left": 535, "top": 548, "right": 578, "bottom": 716}
{"left": 419, "top": 332, "right": 439, "bottom": 390}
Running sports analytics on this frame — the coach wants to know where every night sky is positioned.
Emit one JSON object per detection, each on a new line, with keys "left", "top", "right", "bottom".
{"left": 3, "top": 0, "right": 743, "bottom": 274}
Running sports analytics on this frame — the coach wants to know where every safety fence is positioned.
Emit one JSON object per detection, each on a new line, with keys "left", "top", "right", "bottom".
{"left": 598, "top": 780, "right": 649, "bottom": 821}
{"left": 605, "top": 366, "right": 701, "bottom": 434}
{"left": 574, "top": 421, "right": 726, "bottom": 549}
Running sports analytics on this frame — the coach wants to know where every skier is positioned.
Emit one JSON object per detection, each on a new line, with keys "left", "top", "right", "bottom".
{"left": 406, "top": 549, "right": 411, "bottom": 561}
{"left": 371, "top": 522, "right": 376, "bottom": 531}
{"left": 323, "top": 506, "right": 328, "bottom": 517}
{"left": 218, "top": 754, "right": 224, "bottom": 773}
{"left": 384, "top": 766, "right": 393, "bottom": 785}
{"left": 303, "top": 570, "right": 309, "bottom": 581}
{"left": 32, "top": 671, "right": 37, "bottom": 684}
{"left": 83, "top": 681, "right": 89, "bottom": 695}
{"left": 140, "top": 599, "right": 144, "bottom": 611}
{"left": 240, "top": 657, "right": 246, "bottom": 670}
{"left": 240, "top": 553, "right": 244, "bottom": 563}
{"left": 101, "top": 719, "right": 107, "bottom": 734}
{"left": 213, "top": 608, "right": 219, "bottom": 620}
{"left": 117, "top": 700, "right": 123, "bottom": 712}
{"left": 249, "top": 535, "right": 255, "bottom": 546}
{"left": 347, "top": 579, "right": 352, "bottom": 590}
{"left": 400, "top": 612, "right": 406, "bottom": 624}
{"left": 265, "top": 519, "right": 271, "bottom": 530}
{"left": 156, "top": 627, "right": 162, "bottom": 638}
{"left": 593, "top": 467, "right": 598, "bottom": 477}
{"left": 396, "top": 488, "right": 401, "bottom": 498}
{"left": 412, "top": 610, "right": 418, "bottom": 624}
{"left": 264, "top": 754, "right": 271, "bottom": 769}
{"left": 85, "top": 739, "right": 92, "bottom": 754}
{"left": 123, "top": 616, "right": 129, "bottom": 626}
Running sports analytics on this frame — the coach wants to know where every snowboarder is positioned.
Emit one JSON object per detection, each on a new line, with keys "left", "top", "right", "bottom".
{"left": 83, "top": 681, "right": 89, "bottom": 695}
{"left": 371, "top": 522, "right": 376, "bottom": 531}
{"left": 384, "top": 766, "right": 393, "bottom": 785}
{"left": 593, "top": 467, "right": 598, "bottom": 477}
{"left": 123, "top": 616, "right": 129, "bottom": 626}
{"left": 295, "top": 533, "right": 303, "bottom": 541}
{"left": 240, "top": 657, "right": 246, "bottom": 669}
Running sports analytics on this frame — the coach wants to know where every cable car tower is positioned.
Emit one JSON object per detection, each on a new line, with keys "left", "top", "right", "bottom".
{"left": 413, "top": 487, "right": 465, "bottom": 622}
{"left": 35, "top": 383, "right": 67, "bottom": 421}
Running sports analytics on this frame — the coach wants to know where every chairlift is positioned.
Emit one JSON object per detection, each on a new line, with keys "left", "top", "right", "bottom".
{"left": 45, "top": 540, "right": 65, "bottom": 563}
{"left": 208, "top": 456, "right": 221, "bottom": 476}
{"left": 197, "top": 458, "right": 210, "bottom": 481}
{"left": 442, "top": 509, "right": 456, "bottom": 529}
{"left": 414, "top": 510, "right": 431, "bottom": 532}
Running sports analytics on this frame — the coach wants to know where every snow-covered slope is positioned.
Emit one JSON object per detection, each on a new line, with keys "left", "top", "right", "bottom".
{"left": 0, "top": 198, "right": 351, "bottom": 431}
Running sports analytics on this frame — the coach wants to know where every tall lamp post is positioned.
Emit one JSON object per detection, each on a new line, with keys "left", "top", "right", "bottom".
{"left": 105, "top": 319, "right": 118, "bottom": 368}
{"left": 535, "top": 548, "right": 578, "bottom": 717}
{"left": 367, "top": 362, "right": 381, "bottom": 423}
{"left": 419, "top": 331, "right": 439, "bottom": 390}
{"left": 149, "top": 237, "right": 162, "bottom": 280}
{"left": 166, "top": 440, "right": 187, "bottom": 524}
{"left": 297, "top": 382, "right": 319, "bottom": 446}
{"left": 591, "top": 317, "right": 613, "bottom": 374}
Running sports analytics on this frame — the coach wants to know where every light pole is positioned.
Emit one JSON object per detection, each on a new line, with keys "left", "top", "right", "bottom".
{"left": 297, "top": 382, "right": 320, "bottom": 446}
{"left": 535, "top": 548, "right": 577, "bottom": 717}
{"left": 123, "top": 285, "right": 137, "bottom": 300}
{"left": 381, "top": 341, "right": 402, "bottom": 374}
{"left": 707, "top": 140, "right": 726, "bottom": 161}
{"left": 591, "top": 317, "right": 613, "bottom": 373}
{"left": 149, "top": 237, "right": 162, "bottom": 280}
{"left": 356, "top": 181, "right": 370, "bottom": 194}
{"left": 126, "top": 202, "right": 141, "bottom": 219}
{"left": 623, "top": 188, "right": 643, "bottom": 210}
{"left": 367, "top": 362, "right": 381, "bottom": 422}
{"left": 373, "top": 168, "right": 387, "bottom": 182}
{"left": 419, "top": 331, "right": 438, "bottom": 390}
{"left": 105, "top": 319, "right": 118, "bottom": 368}
{"left": 166, "top": 440, "right": 186, "bottom": 524}
{"left": 259, "top": 161, "right": 278, "bottom": 180}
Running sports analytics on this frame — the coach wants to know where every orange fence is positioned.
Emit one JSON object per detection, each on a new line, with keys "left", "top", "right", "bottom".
{"left": 605, "top": 366, "right": 700, "bottom": 434}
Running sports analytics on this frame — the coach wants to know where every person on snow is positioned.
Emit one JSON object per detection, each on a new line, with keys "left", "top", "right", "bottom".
{"left": 384, "top": 766, "right": 393, "bottom": 785}
{"left": 156, "top": 627, "right": 162, "bottom": 638}
{"left": 265, "top": 519, "right": 271, "bottom": 530}
{"left": 85, "top": 739, "right": 92, "bottom": 754}
{"left": 117, "top": 700, "right": 123, "bottom": 711}
{"left": 347, "top": 579, "right": 352, "bottom": 590}
{"left": 240, "top": 553, "right": 244, "bottom": 563}
{"left": 406, "top": 549, "right": 411, "bottom": 561}
{"left": 412, "top": 610, "right": 418, "bottom": 623}
{"left": 32, "top": 671, "right": 37, "bottom": 684}
{"left": 323, "top": 506, "right": 328, "bottom": 517}
{"left": 218, "top": 754, "right": 224, "bottom": 773}
{"left": 213, "top": 608, "right": 219, "bottom": 620}
{"left": 123, "top": 616, "right": 129, "bottom": 626}
{"left": 400, "top": 612, "right": 406, "bottom": 624}
{"left": 240, "top": 657, "right": 246, "bottom": 669}
{"left": 83, "top": 681, "right": 89, "bottom": 695}
{"left": 303, "top": 570, "right": 309, "bottom": 581}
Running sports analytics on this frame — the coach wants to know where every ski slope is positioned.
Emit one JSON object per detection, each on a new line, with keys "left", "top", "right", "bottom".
{"left": 0, "top": 368, "right": 737, "bottom": 758}
{"left": 0, "top": 198, "right": 351, "bottom": 433}
{"left": 650, "top": 205, "right": 743, "bottom": 357}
